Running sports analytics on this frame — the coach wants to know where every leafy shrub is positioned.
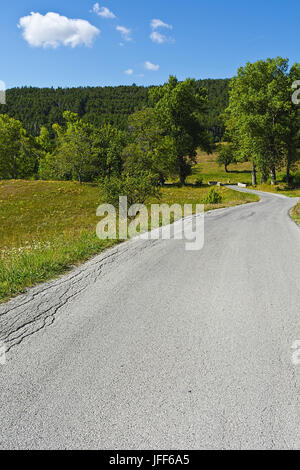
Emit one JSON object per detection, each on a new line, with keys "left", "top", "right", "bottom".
{"left": 98, "top": 171, "right": 161, "bottom": 209}
{"left": 282, "top": 172, "right": 300, "bottom": 188}
{"left": 203, "top": 187, "right": 222, "bottom": 204}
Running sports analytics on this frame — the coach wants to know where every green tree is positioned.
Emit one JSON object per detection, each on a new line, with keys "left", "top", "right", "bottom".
{"left": 36, "top": 126, "right": 53, "bottom": 154}
{"left": 216, "top": 143, "right": 236, "bottom": 173}
{"left": 1, "top": 81, "right": 230, "bottom": 140}
{"left": 150, "top": 76, "right": 212, "bottom": 185}
{"left": 0, "top": 114, "right": 36, "bottom": 179}
{"left": 92, "top": 123, "right": 127, "bottom": 178}
{"left": 99, "top": 171, "right": 161, "bottom": 208}
{"left": 52, "top": 112, "right": 95, "bottom": 183}
{"left": 224, "top": 58, "right": 299, "bottom": 185}
{"left": 123, "top": 108, "right": 177, "bottom": 183}
{"left": 282, "top": 63, "right": 300, "bottom": 184}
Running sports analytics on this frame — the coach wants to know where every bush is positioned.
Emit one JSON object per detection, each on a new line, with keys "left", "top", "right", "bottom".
{"left": 203, "top": 187, "right": 222, "bottom": 204}
{"left": 98, "top": 171, "right": 161, "bottom": 209}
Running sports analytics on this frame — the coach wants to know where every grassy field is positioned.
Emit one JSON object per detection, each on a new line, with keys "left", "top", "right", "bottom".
{"left": 0, "top": 178, "right": 258, "bottom": 302}
{"left": 187, "top": 149, "right": 254, "bottom": 185}
{"left": 189, "top": 148, "right": 300, "bottom": 189}
{"left": 190, "top": 149, "right": 300, "bottom": 226}
{"left": 2, "top": 145, "right": 300, "bottom": 302}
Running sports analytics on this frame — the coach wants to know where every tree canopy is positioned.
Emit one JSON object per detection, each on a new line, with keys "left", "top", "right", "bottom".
{"left": 224, "top": 57, "right": 300, "bottom": 185}
{"left": 0, "top": 80, "right": 230, "bottom": 140}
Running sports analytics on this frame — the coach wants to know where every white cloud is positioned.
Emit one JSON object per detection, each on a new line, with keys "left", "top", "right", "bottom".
{"left": 151, "top": 19, "right": 172, "bottom": 30}
{"left": 150, "top": 31, "right": 167, "bottom": 44}
{"left": 144, "top": 61, "right": 160, "bottom": 71}
{"left": 93, "top": 3, "right": 116, "bottom": 19}
{"left": 18, "top": 12, "right": 100, "bottom": 48}
{"left": 124, "top": 68, "right": 133, "bottom": 75}
{"left": 150, "top": 18, "right": 174, "bottom": 44}
{"left": 0, "top": 81, "right": 6, "bottom": 91}
{"left": 116, "top": 25, "right": 132, "bottom": 41}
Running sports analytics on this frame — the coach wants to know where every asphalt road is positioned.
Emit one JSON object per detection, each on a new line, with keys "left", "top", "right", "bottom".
{"left": 1, "top": 188, "right": 300, "bottom": 450}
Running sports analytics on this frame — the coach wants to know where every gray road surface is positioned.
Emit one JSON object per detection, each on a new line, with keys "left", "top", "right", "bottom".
{"left": 1, "top": 188, "right": 300, "bottom": 450}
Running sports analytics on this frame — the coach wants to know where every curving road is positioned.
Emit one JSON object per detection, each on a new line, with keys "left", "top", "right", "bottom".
{"left": 1, "top": 188, "right": 300, "bottom": 450}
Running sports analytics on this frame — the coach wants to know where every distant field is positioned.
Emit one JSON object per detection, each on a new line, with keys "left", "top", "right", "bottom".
{"left": 189, "top": 148, "right": 300, "bottom": 187}
{"left": 0, "top": 179, "right": 258, "bottom": 301}
{"left": 188, "top": 149, "right": 253, "bottom": 185}
{"left": 192, "top": 149, "right": 300, "bottom": 226}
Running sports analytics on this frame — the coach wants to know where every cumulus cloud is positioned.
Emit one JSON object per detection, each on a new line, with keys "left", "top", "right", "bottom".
{"left": 151, "top": 19, "right": 172, "bottom": 30}
{"left": 18, "top": 12, "right": 100, "bottom": 48}
{"left": 150, "top": 18, "right": 173, "bottom": 44}
{"left": 116, "top": 25, "right": 132, "bottom": 42}
{"left": 150, "top": 31, "right": 168, "bottom": 44}
{"left": 144, "top": 61, "right": 160, "bottom": 71}
{"left": 124, "top": 68, "right": 133, "bottom": 75}
{"left": 93, "top": 3, "right": 116, "bottom": 19}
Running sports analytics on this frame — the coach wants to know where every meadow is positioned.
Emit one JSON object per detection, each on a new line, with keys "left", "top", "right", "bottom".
{"left": 190, "top": 149, "right": 300, "bottom": 223}
{"left": 0, "top": 169, "right": 258, "bottom": 301}
{"left": 2, "top": 148, "right": 300, "bottom": 303}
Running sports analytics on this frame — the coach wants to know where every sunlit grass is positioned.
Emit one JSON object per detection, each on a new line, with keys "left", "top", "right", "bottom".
{"left": 0, "top": 178, "right": 258, "bottom": 301}
{"left": 191, "top": 149, "right": 300, "bottom": 226}
{"left": 291, "top": 205, "right": 300, "bottom": 226}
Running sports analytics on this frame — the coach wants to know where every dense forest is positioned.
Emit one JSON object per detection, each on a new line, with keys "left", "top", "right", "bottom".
{"left": 0, "top": 79, "right": 230, "bottom": 139}
{"left": 1, "top": 60, "right": 299, "bottom": 187}
{"left": 0, "top": 76, "right": 217, "bottom": 185}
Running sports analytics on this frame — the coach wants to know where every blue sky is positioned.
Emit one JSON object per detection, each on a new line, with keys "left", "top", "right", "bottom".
{"left": 1, "top": 0, "right": 299, "bottom": 89}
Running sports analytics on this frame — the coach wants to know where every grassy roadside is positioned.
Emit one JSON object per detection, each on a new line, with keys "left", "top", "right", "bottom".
{"left": 290, "top": 202, "right": 300, "bottom": 226}
{"left": 249, "top": 184, "right": 300, "bottom": 227}
{"left": 0, "top": 179, "right": 258, "bottom": 302}
{"left": 191, "top": 149, "right": 300, "bottom": 227}
{"left": 251, "top": 184, "right": 300, "bottom": 227}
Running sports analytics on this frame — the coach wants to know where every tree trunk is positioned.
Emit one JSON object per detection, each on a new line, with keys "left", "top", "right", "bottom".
{"left": 252, "top": 162, "right": 257, "bottom": 186}
{"left": 12, "top": 155, "right": 17, "bottom": 179}
{"left": 286, "top": 159, "right": 291, "bottom": 185}
{"left": 260, "top": 165, "right": 267, "bottom": 184}
{"left": 270, "top": 166, "right": 276, "bottom": 185}
{"left": 179, "top": 165, "right": 186, "bottom": 186}
{"left": 225, "top": 164, "right": 229, "bottom": 173}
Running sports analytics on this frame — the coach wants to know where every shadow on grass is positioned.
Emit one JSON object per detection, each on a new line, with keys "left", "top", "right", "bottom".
{"left": 228, "top": 170, "right": 252, "bottom": 174}
{"left": 163, "top": 182, "right": 210, "bottom": 189}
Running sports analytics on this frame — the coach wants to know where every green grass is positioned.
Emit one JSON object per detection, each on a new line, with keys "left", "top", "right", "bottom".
{"left": 2, "top": 147, "right": 299, "bottom": 303}
{"left": 0, "top": 180, "right": 118, "bottom": 301}
{"left": 0, "top": 179, "right": 258, "bottom": 302}
{"left": 189, "top": 148, "right": 300, "bottom": 188}
{"left": 189, "top": 148, "right": 300, "bottom": 227}
{"left": 187, "top": 149, "right": 253, "bottom": 185}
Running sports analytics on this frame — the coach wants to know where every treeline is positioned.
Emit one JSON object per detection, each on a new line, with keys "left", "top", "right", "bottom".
{"left": 218, "top": 57, "right": 300, "bottom": 185}
{"left": 0, "top": 79, "right": 230, "bottom": 140}
{"left": 1, "top": 60, "right": 298, "bottom": 191}
{"left": 0, "top": 76, "right": 213, "bottom": 188}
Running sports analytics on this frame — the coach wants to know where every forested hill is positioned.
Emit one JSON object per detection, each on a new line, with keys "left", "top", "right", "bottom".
{"left": 0, "top": 79, "right": 230, "bottom": 139}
